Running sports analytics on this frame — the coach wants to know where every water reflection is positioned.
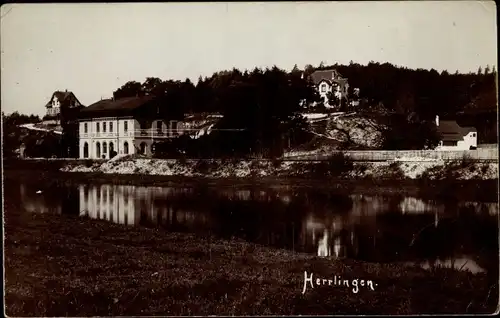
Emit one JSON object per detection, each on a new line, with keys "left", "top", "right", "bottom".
{"left": 12, "top": 182, "right": 499, "bottom": 274}
{"left": 407, "top": 257, "right": 486, "bottom": 274}
{"left": 78, "top": 185, "right": 212, "bottom": 231}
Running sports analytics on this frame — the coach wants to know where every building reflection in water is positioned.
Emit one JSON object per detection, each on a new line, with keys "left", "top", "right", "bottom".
{"left": 15, "top": 181, "right": 497, "bottom": 274}
{"left": 408, "top": 257, "right": 486, "bottom": 274}
{"left": 80, "top": 184, "right": 137, "bottom": 225}
{"left": 78, "top": 184, "right": 212, "bottom": 230}
{"left": 302, "top": 193, "right": 496, "bottom": 269}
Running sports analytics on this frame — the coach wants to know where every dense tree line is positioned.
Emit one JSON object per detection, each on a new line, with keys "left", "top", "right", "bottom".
{"left": 111, "top": 61, "right": 496, "bottom": 155}
{"left": 113, "top": 62, "right": 497, "bottom": 120}
{"left": 114, "top": 67, "right": 318, "bottom": 157}
{"left": 316, "top": 61, "right": 496, "bottom": 117}
{"left": 4, "top": 61, "right": 496, "bottom": 159}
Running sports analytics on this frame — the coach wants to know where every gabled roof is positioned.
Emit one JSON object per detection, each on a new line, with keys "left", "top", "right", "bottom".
{"left": 310, "top": 69, "right": 347, "bottom": 86}
{"left": 45, "top": 91, "right": 83, "bottom": 108}
{"left": 438, "top": 120, "right": 477, "bottom": 141}
{"left": 77, "top": 95, "right": 158, "bottom": 119}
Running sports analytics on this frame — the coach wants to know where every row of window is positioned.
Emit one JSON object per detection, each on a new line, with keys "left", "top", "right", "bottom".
{"left": 82, "top": 141, "right": 130, "bottom": 158}
{"left": 83, "top": 121, "right": 129, "bottom": 134}
{"left": 83, "top": 121, "right": 180, "bottom": 134}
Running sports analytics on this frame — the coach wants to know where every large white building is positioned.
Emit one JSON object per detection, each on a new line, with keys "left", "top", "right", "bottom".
{"left": 77, "top": 95, "right": 184, "bottom": 159}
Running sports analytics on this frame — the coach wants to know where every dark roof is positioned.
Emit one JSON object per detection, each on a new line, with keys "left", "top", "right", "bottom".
{"left": 310, "top": 69, "right": 347, "bottom": 85}
{"left": 77, "top": 95, "right": 157, "bottom": 119}
{"left": 45, "top": 91, "right": 83, "bottom": 108}
{"left": 438, "top": 120, "right": 477, "bottom": 141}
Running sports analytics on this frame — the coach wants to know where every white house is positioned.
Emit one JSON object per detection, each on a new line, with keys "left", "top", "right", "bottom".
{"left": 309, "top": 69, "right": 350, "bottom": 108}
{"left": 45, "top": 90, "right": 83, "bottom": 118}
{"left": 435, "top": 115, "right": 477, "bottom": 150}
{"left": 77, "top": 95, "right": 184, "bottom": 159}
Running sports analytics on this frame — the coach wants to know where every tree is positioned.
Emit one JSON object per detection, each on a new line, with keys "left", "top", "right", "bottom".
{"left": 142, "top": 77, "right": 165, "bottom": 96}
{"left": 382, "top": 114, "right": 440, "bottom": 150}
{"left": 484, "top": 65, "right": 490, "bottom": 75}
{"left": 291, "top": 64, "right": 301, "bottom": 75}
{"left": 303, "top": 64, "right": 315, "bottom": 78}
{"left": 113, "top": 81, "right": 144, "bottom": 99}
{"left": 326, "top": 91, "right": 341, "bottom": 110}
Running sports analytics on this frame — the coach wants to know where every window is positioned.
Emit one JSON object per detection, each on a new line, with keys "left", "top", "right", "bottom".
{"left": 124, "top": 121, "right": 128, "bottom": 132}
{"left": 110, "top": 122, "right": 113, "bottom": 132}
{"left": 321, "top": 84, "right": 327, "bottom": 92}
{"left": 103, "top": 142, "right": 107, "bottom": 154}
{"left": 443, "top": 140, "right": 457, "bottom": 146}
{"left": 84, "top": 123, "right": 88, "bottom": 133}
{"left": 96, "top": 142, "right": 101, "bottom": 158}
{"left": 124, "top": 141, "right": 129, "bottom": 154}
{"left": 110, "top": 187, "right": 114, "bottom": 203}
{"left": 172, "top": 121, "right": 178, "bottom": 136}
{"left": 472, "top": 133, "right": 476, "bottom": 138}
{"left": 103, "top": 122, "right": 107, "bottom": 133}
{"left": 140, "top": 142, "right": 147, "bottom": 154}
{"left": 83, "top": 142, "right": 89, "bottom": 158}
{"left": 96, "top": 123, "right": 100, "bottom": 133}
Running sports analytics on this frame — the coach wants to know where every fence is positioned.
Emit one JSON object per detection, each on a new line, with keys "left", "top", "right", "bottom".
{"left": 478, "top": 144, "right": 499, "bottom": 149}
{"left": 286, "top": 148, "right": 498, "bottom": 162}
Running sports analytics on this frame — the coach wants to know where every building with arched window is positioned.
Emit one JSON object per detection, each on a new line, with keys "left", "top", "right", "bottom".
{"left": 306, "top": 69, "right": 355, "bottom": 109}
{"left": 77, "top": 95, "right": 186, "bottom": 159}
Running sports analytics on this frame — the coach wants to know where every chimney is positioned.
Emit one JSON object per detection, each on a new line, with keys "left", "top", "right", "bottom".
{"left": 435, "top": 115, "right": 439, "bottom": 126}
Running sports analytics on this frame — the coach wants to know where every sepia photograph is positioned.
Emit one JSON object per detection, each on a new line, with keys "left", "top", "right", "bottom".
{"left": 1, "top": 1, "right": 499, "bottom": 316}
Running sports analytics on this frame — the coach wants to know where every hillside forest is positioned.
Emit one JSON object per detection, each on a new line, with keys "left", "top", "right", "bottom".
{"left": 2, "top": 61, "right": 497, "bottom": 158}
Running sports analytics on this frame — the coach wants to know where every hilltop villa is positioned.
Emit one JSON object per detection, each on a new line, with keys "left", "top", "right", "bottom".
{"left": 308, "top": 69, "right": 350, "bottom": 108}
{"left": 435, "top": 115, "right": 477, "bottom": 150}
{"left": 77, "top": 95, "right": 185, "bottom": 159}
{"left": 45, "top": 90, "right": 84, "bottom": 120}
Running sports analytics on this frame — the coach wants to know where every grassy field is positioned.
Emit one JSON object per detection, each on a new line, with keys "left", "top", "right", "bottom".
{"left": 4, "top": 205, "right": 498, "bottom": 316}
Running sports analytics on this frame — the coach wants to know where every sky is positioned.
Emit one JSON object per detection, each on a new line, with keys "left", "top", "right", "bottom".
{"left": 1, "top": 1, "right": 497, "bottom": 117}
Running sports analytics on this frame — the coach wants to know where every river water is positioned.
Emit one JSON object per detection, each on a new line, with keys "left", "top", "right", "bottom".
{"left": 5, "top": 179, "right": 499, "bottom": 275}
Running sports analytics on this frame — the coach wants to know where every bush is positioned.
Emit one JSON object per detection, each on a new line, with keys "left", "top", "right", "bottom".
{"left": 389, "top": 161, "right": 399, "bottom": 170}
{"left": 230, "top": 157, "right": 240, "bottom": 166}
{"left": 177, "top": 156, "right": 187, "bottom": 166}
{"left": 326, "top": 152, "right": 354, "bottom": 176}
{"left": 460, "top": 153, "right": 474, "bottom": 168}
{"left": 271, "top": 157, "right": 283, "bottom": 169}
{"left": 481, "top": 165, "right": 488, "bottom": 174}
{"left": 84, "top": 160, "right": 93, "bottom": 168}
{"left": 193, "top": 159, "right": 211, "bottom": 174}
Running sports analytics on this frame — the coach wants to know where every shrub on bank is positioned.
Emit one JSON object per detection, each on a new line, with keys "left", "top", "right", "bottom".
{"left": 326, "top": 152, "right": 354, "bottom": 176}
{"left": 387, "top": 161, "right": 406, "bottom": 179}
{"left": 271, "top": 157, "right": 283, "bottom": 169}
{"left": 305, "top": 152, "right": 354, "bottom": 178}
{"left": 193, "top": 159, "right": 219, "bottom": 175}
{"left": 460, "top": 153, "right": 475, "bottom": 169}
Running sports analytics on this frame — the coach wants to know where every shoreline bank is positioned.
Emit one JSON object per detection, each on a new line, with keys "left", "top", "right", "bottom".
{"left": 4, "top": 168, "right": 499, "bottom": 202}
{"left": 4, "top": 209, "right": 498, "bottom": 315}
